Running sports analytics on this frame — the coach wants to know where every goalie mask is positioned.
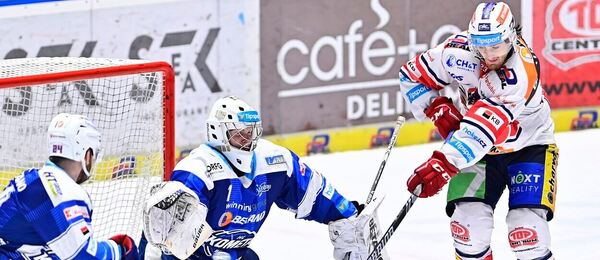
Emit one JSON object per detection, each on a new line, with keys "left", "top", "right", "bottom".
{"left": 48, "top": 113, "right": 102, "bottom": 181}
{"left": 468, "top": 2, "right": 516, "bottom": 68}
{"left": 206, "top": 96, "right": 262, "bottom": 174}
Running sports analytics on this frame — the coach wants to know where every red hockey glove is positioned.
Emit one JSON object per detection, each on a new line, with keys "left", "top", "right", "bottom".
{"left": 110, "top": 234, "right": 139, "bottom": 260}
{"left": 407, "top": 151, "right": 459, "bottom": 198}
{"left": 424, "top": 97, "right": 463, "bottom": 139}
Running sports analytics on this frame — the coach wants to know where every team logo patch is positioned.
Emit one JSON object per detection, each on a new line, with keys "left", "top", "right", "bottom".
{"left": 478, "top": 23, "right": 491, "bottom": 31}
{"left": 508, "top": 227, "right": 539, "bottom": 248}
{"left": 322, "top": 181, "right": 335, "bottom": 199}
{"left": 299, "top": 162, "right": 307, "bottom": 176}
{"left": 450, "top": 221, "right": 470, "bottom": 243}
{"left": 265, "top": 155, "right": 285, "bottom": 165}
{"left": 256, "top": 182, "right": 271, "bottom": 196}
{"left": 205, "top": 229, "right": 256, "bottom": 249}
{"left": 543, "top": 0, "right": 600, "bottom": 70}
{"left": 475, "top": 107, "right": 504, "bottom": 130}
{"left": 43, "top": 171, "right": 62, "bottom": 196}
{"left": 81, "top": 226, "right": 90, "bottom": 236}
{"left": 64, "top": 205, "right": 90, "bottom": 220}
{"left": 218, "top": 211, "right": 233, "bottom": 227}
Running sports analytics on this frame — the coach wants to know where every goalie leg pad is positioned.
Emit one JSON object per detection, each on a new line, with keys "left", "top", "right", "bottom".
{"left": 144, "top": 181, "right": 213, "bottom": 259}
{"left": 506, "top": 208, "right": 552, "bottom": 260}
{"left": 450, "top": 202, "right": 494, "bottom": 258}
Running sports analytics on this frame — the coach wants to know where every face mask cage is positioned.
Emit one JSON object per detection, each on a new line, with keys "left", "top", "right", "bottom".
{"left": 223, "top": 121, "right": 263, "bottom": 152}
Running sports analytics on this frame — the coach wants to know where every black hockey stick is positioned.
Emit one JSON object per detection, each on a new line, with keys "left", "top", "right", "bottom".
{"left": 343, "top": 116, "right": 405, "bottom": 260}
{"left": 366, "top": 186, "right": 421, "bottom": 260}
{"left": 365, "top": 116, "right": 405, "bottom": 205}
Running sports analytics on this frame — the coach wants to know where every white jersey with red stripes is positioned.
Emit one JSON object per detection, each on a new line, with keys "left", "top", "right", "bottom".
{"left": 398, "top": 31, "right": 555, "bottom": 169}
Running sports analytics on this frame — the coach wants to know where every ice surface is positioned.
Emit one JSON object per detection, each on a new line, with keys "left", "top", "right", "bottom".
{"left": 252, "top": 129, "right": 600, "bottom": 259}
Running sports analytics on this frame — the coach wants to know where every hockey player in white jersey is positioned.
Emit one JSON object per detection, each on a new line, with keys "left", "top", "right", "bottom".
{"left": 0, "top": 113, "right": 138, "bottom": 259}
{"left": 398, "top": 2, "right": 557, "bottom": 260}
{"left": 141, "top": 96, "right": 379, "bottom": 260}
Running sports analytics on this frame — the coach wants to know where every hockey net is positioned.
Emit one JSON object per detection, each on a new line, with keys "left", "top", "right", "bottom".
{"left": 0, "top": 57, "right": 175, "bottom": 241}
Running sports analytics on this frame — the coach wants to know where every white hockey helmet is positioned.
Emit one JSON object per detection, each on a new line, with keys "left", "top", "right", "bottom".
{"left": 206, "top": 96, "right": 262, "bottom": 173}
{"left": 468, "top": 2, "right": 516, "bottom": 58}
{"left": 48, "top": 113, "right": 102, "bottom": 179}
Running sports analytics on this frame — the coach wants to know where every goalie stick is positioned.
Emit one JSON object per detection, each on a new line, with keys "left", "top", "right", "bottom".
{"left": 365, "top": 116, "right": 405, "bottom": 205}
{"left": 366, "top": 186, "right": 421, "bottom": 260}
{"left": 343, "top": 116, "right": 405, "bottom": 260}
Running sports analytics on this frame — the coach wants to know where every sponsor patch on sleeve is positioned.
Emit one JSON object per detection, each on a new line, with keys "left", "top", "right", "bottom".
{"left": 322, "top": 181, "right": 335, "bottom": 200}
{"left": 406, "top": 84, "right": 431, "bottom": 103}
{"left": 447, "top": 137, "right": 476, "bottom": 162}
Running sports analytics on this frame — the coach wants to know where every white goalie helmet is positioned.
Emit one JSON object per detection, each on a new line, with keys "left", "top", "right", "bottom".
{"left": 47, "top": 113, "right": 102, "bottom": 179}
{"left": 468, "top": 2, "right": 516, "bottom": 59}
{"left": 206, "top": 96, "right": 262, "bottom": 174}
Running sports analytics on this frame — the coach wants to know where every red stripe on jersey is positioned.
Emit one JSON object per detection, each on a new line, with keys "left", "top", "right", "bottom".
{"left": 414, "top": 54, "right": 442, "bottom": 90}
{"left": 464, "top": 100, "right": 510, "bottom": 140}
{"left": 401, "top": 64, "right": 420, "bottom": 82}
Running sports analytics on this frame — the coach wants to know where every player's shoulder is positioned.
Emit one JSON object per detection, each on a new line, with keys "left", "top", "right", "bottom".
{"left": 254, "top": 139, "right": 295, "bottom": 176}
{"left": 505, "top": 38, "right": 538, "bottom": 73}
{"left": 173, "top": 144, "right": 237, "bottom": 189}
{"left": 17, "top": 162, "right": 90, "bottom": 208}
{"left": 440, "top": 32, "right": 471, "bottom": 54}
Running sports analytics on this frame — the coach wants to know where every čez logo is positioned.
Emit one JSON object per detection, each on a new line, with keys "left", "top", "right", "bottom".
{"left": 449, "top": 72, "right": 464, "bottom": 81}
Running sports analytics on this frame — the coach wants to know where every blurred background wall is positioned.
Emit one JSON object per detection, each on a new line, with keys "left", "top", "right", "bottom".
{"left": 0, "top": 0, "right": 597, "bottom": 157}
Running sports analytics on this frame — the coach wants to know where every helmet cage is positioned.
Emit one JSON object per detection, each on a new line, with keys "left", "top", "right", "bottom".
{"left": 223, "top": 120, "right": 262, "bottom": 152}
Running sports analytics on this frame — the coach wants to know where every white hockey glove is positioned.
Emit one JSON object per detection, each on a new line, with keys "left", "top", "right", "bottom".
{"left": 143, "top": 181, "right": 213, "bottom": 259}
{"left": 328, "top": 196, "right": 386, "bottom": 260}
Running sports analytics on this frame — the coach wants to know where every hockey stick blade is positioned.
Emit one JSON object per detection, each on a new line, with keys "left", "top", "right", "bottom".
{"left": 366, "top": 186, "right": 421, "bottom": 260}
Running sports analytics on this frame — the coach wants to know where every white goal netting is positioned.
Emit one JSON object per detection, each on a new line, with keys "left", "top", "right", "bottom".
{"left": 0, "top": 57, "right": 174, "bottom": 241}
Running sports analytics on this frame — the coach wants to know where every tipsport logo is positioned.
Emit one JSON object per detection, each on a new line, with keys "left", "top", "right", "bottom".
{"left": 447, "top": 137, "right": 475, "bottom": 163}
{"left": 237, "top": 111, "right": 260, "bottom": 123}
{"left": 542, "top": 0, "right": 600, "bottom": 70}
{"left": 406, "top": 84, "right": 431, "bottom": 103}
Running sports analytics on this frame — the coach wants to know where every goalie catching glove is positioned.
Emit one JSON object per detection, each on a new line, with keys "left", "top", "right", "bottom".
{"left": 143, "top": 181, "right": 213, "bottom": 259}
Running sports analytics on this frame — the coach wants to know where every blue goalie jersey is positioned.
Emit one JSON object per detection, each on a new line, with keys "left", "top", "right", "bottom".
{"left": 161, "top": 139, "right": 357, "bottom": 259}
{"left": 0, "top": 161, "right": 123, "bottom": 260}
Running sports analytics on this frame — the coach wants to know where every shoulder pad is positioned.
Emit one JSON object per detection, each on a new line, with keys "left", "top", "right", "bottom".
{"left": 444, "top": 32, "right": 471, "bottom": 52}
{"left": 254, "top": 139, "right": 294, "bottom": 176}
{"left": 36, "top": 164, "right": 91, "bottom": 207}
{"left": 174, "top": 145, "right": 237, "bottom": 190}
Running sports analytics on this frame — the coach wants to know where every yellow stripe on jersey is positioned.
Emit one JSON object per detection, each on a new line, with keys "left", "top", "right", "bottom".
{"left": 541, "top": 144, "right": 558, "bottom": 214}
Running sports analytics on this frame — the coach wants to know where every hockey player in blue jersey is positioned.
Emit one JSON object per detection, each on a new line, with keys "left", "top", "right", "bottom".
{"left": 0, "top": 113, "right": 138, "bottom": 259}
{"left": 141, "top": 96, "right": 377, "bottom": 260}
